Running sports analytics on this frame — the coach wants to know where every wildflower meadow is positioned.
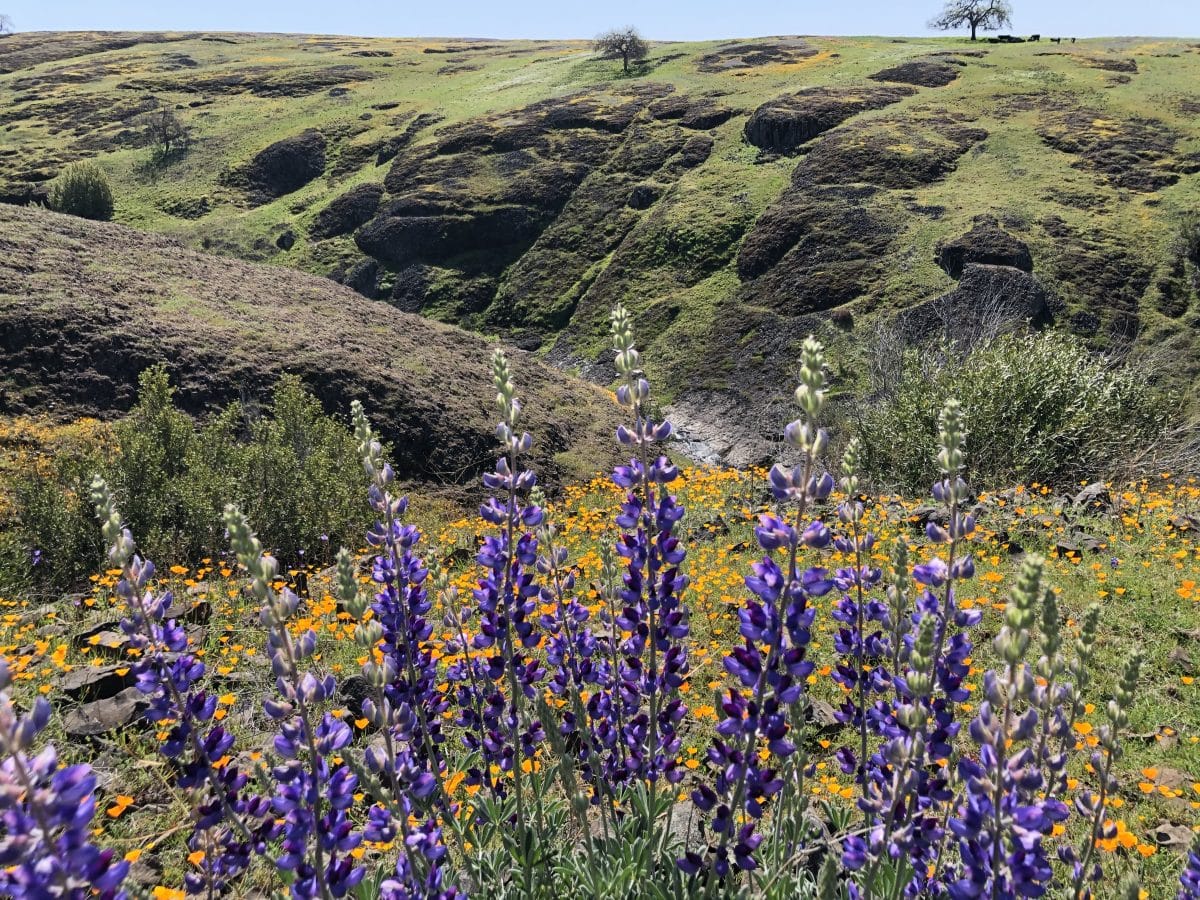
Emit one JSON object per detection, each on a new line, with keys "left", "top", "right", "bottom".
{"left": 5, "top": 305, "right": 1200, "bottom": 899}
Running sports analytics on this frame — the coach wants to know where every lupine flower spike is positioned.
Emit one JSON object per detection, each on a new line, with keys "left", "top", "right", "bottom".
{"left": 91, "top": 477, "right": 273, "bottom": 896}
{"left": 225, "top": 507, "right": 363, "bottom": 900}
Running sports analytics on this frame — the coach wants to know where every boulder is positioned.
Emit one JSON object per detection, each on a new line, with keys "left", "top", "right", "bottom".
{"left": 310, "top": 182, "right": 384, "bottom": 240}
{"left": 743, "top": 85, "right": 914, "bottom": 154}
{"left": 239, "top": 129, "right": 327, "bottom": 201}
{"left": 675, "top": 134, "right": 713, "bottom": 169}
{"left": 868, "top": 59, "right": 962, "bottom": 88}
{"left": 342, "top": 258, "right": 381, "bottom": 298}
{"left": 355, "top": 207, "right": 547, "bottom": 267}
{"left": 55, "top": 664, "right": 137, "bottom": 702}
{"left": 1073, "top": 482, "right": 1112, "bottom": 511}
{"left": 63, "top": 686, "right": 149, "bottom": 739}
{"left": 936, "top": 217, "right": 1034, "bottom": 278}
{"left": 894, "top": 264, "right": 1056, "bottom": 345}
{"left": 627, "top": 184, "right": 659, "bottom": 210}
{"left": 164, "top": 597, "right": 213, "bottom": 625}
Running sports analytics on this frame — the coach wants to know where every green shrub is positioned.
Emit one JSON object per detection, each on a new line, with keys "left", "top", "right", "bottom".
{"left": 4, "top": 366, "right": 369, "bottom": 591}
{"left": 48, "top": 162, "right": 114, "bottom": 221}
{"left": 854, "top": 331, "right": 1172, "bottom": 491}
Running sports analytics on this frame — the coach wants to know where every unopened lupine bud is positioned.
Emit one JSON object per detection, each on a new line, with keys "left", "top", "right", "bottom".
{"left": 908, "top": 615, "right": 938, "bottom": 700}
{"left": 840, "top": 436, "right": 862, "bottom": 496}
{"left": 1036, "top": 585, "right": 1063, "bottom": 680}
{"left": 997, "top": 554, "right": 1044, "bottom": 665}
{"left": 336, "top": 548, "right": 368, "bottom": 619}
{"left": 794, "top": 335, "right": 827, "bottom": 419}
{"left": 936, "top": 398, "right": 967, "bottom": 476}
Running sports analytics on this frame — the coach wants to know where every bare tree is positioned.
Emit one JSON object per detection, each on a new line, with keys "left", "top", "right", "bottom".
{"left": 593, "top": 27, "right": 649, "bottom": 74}
{"left": 140, "top": 108, "right": 192, "bottom": 159}
{"left": 0, "top": 14, "right": 14, "bottom": 36}
{"left": 929, "top": 0, "right": 1013, "bottom": 40}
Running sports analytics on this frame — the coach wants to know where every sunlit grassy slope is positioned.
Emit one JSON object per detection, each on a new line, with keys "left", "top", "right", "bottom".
{"left": 3, "top": 32, "right": 1198, "bottom": 410}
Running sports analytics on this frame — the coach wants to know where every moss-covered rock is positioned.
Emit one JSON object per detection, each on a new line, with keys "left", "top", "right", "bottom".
{"left": 743, "top": 85, "right": 915, "bottom": 154}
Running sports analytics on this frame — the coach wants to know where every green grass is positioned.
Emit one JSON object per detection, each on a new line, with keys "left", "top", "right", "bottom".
{"left": 6, "top": 465, "right": 1200, "bottom": 893}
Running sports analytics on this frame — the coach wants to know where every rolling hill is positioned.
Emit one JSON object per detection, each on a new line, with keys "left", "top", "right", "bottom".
{"left": 1, "top": 30, "right": 1198, "bottom": 460}
{"left": 0, "top": 203, "right": 624, "bottom": 488}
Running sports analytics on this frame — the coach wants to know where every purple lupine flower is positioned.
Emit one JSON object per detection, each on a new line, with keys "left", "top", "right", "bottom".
{"left": 944, "top": 556, "right": 1067, "bottom": 899}
{"left": 1180, "top": 832, "right": 1200, "bottom": 899}
{"left": 455, "top": 350, "right": 547, "bottom": 805}
{"left": 602, "top": 305, "right": 690, "bottom": 792}
{"left": 91, "top": 478, "right": 274, "bottom": 896}
{"left": 682, "top": 335, "right": 835, "bottom": 878}
{"left": 842, "top": 399, "right": 984, "bottom": 897}
{"left": 0, "top": 660, "right": 129, "bottom": 899}
{"left": 225, "top": 507, "right": 363, "bottom": 900}
{"left": 342, "top": 403, "right": 458, "bottom": 896}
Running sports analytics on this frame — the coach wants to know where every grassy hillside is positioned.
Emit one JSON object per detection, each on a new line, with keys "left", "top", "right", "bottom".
{"left": 2, "top": 31, "right": 1198, "bottom": 456}
{"left": 0, "top": 204, "right": 624, "bottom": 489}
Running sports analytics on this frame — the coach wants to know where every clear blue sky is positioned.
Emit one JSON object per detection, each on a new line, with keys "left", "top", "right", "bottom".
{"left": 4, "top": 0, "right": 1196, "bottom": 40}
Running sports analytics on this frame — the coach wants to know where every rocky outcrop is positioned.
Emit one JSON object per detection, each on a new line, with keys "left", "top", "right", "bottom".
{"left": 894, "top": 263, "right": 1057, "bottom": 344}
{"left": 697, "top": 38, "right": 818, "bottom": 73}
{"left": 737, "top": 185, "right": 894, "bottom": 314}
{"left": 792, "top": 116, "right": 987, "bottom": 189}
{"left": 231, "top": 129, "right": 327, "bottom": 203}
{"left": 869, "top": 58, "right": 963, "bottom": 87}
{"left": 743, "top": 85, "right": 915, "bottom": 154}
{"left": 310, "top": 183, "right": 383, "bottom": 240}
{"left": 936, "top": 217, "right": 1034, "bottom": 278}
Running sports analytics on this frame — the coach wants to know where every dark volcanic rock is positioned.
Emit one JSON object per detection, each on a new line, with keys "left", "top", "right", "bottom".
{"left": 738, "top": 185, "right": 894, "bottom": 314}
{"left": 337, "top": 258, "right": 381, "bottom": 298}
{"left": 936, "top": 217, "right": 1033, "bottom": 278}
{"left": 63, "top": 687, "right": 150, "bottom": 739}
{"left": 310, "top": 183, "right": 384, "bottom": 240}
{"left": 698, "top": 38, "right": 818, "bottom": 73}
{"left": 869, "top": 58, "right": 963, "bottom": 87}
{"left": 1081, "top": 56, "right": 1138, "bottom": 73}
{"left": 895, "top": 264, "right": 1056, "bottom": 343}
{"left": 275, "top": 229, "right": 295, "bottom": 250}
{"left": 675, "top": 134, "right": 714, "bottom": 169}
{"left": 117, "top": 64, "right": 372, "bottom": 99}
{"left": 235, "top": 130, "right": 327, "bottom": 202}
{"left": 355, "top": 206, "right": 548, "bottom": 267}
{"left": 743, "top": 85, "right": 915, "bottom": 154}
{"left": 55, "top": 664, "right": 137, "bottom": 702}
{"left": 628, "top": 184, "right": 659, "bottom": 209}
{"left": 794, "top": 117, "right": 987, "bottom": 188}
{"left": 649, "top": 94, "right": 736, "bottom": 130}
{"left": 376, "top": 112, "right": 443, "bottom": 166}
{"left": 1038, "top": 110, "right": 1183, "bottom": 192}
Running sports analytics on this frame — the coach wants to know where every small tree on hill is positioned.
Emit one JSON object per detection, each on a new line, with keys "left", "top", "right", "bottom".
{"left": 0, "top": 14, "right": 14, "bottom": 36}
{"left": 929, "top": 0, "right": 1013, "bottom": 40}
{"left": 141, "top": 107, "right": 192, "bottom": 160}
{"left": 49, "top": 162, "right": 115, "bottom": 221}
{"left": 593, "top": 27, "right": 649, "bottom": 74}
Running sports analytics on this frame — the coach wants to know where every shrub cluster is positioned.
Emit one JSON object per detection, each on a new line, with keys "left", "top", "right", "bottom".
{"left": 4, "top": 366, "right": 368, "bottom": 592}
{"left": 3, "top": 305, "right": 1189, "bottom": 900}
{"left": 48, "top": 161, "right": 115, "bottom": 221}
{"left": 854, "top": 330, "right": 1171, "bottom": 491}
